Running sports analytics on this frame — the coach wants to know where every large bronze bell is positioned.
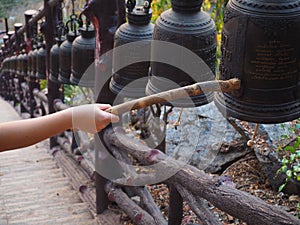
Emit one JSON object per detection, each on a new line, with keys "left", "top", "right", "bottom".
{"left": 110, "top": 0, "right": 154, "bottom": 98}
{"left": 59, "top": 33, "right": 77, "bottom": 84}
{"left": 36, "top": 43, "right": 46, "bottom": 79}
{"left": 146, "top": 0, "right": 217, "bottom": 107}
{"left": 49, "top": 39, "right": 64, "bottom": 83}
{"left": 70, "top": 27, "right": 95, "bottom": 87}
{"left": 214, "top": 0, "right": 300, "bottom": 124}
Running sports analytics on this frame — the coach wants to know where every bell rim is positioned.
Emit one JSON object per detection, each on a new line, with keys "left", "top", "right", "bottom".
{"left": 214, "top": 92, "right": 300, "bottom": 124}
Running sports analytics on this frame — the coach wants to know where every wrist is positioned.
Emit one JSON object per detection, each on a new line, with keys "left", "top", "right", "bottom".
{"left": 60, "top": 108, "right": 73, "bottom": 131}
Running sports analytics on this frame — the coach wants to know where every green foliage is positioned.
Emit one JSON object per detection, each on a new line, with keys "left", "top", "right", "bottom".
{"left": 0, "top": 0, "right": 26, "bottom": 18}
{"left": 151, "top": 0, "right": 171, "bottom": 22}
{"left": 151, "top": 0, "right": 228, "bottom": 34}
{"left": 64, "top": 85, "right": 81, "bottom": 105}
{"left": 277, "top": 120, "right": 300, "bottom": 193}
{"left": 0, "top": 0, "right": 14, "bottom": 18}
{"left": 64, "top": 85, "right": 94, "bottom": 106}
{"left": 40, "top": 80, "right": 47, "bottom": 90}
{"left": 203, "top": 0, "right": 228, "bottom": 72}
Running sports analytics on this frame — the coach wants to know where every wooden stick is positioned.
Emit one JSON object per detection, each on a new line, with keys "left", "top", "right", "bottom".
{"left": 106, "top": 78, "right": 240, "bottom": 115}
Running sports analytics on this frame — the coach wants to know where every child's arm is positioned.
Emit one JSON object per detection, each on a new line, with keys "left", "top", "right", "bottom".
{"left": 0, "top": 104, "right": 119, "bottom": 152}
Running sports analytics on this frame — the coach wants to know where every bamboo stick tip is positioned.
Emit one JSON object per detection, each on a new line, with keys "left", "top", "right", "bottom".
{"left": 229, "top": 78, "right": 241, "bottom": 90}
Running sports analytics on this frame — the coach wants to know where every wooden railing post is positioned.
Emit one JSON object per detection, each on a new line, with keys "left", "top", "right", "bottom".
{"left": 44, "top": 0, "right": 63, "bottom": 148}
{"left": 83, "top": 0, "right": 125, "bottom": 214}
{"left": 24, "top": 10, "right": 39, "bottom": 118}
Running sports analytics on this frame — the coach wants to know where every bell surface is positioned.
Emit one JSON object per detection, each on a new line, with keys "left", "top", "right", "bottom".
{"left": 10, "top": 55, "right": 17, "bottom": 76}
{"left": 21, "top": 52, "right": 28, "bottom": 77}
{"left": 59, "top": 33, "right": 76, "bottom": 84}
{"left": 27, "top": 50, "right": 34, "bottom": 77}
{"left": 50, "top": 39, "right": 64, "bottom": 83}
{"left": 16, "top": 54, "right": 23, "bottom": 77}
{"left": 110, "top": 5, "right": 154, "bottom": 98}
{"left": 2, "top": 58, "right": 8, "bottom": 73}
{"left": 214, "top": 0, "right": 300, "bottom": 124}
{"left": 30, "top": 48, "right": 38, "bottom": 78}
{"left": 70, "top": 27, "right": 95, "bottom": 87}
{"left": 146, "top": 0, "right": 217, "bottom": 107}
{"left": 8, "top": 57, "right": 13, "bottom": 74}
{"left": 36, "top": 44, "right": 46, "bottom": 79}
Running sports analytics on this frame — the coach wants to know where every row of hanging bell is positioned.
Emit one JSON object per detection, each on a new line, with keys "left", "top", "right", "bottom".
{"left": 26, "top": 40, "right": 46, "bottom": 80}
{"left": 146, "top": 0, "right": 217, "bottom": 107}
{"left": 49, "top": 25, "right": 95, "bottom": 87}
{"left": 49, "top": 20, "right": 77, "bottom": 84}
{"left": 70, "top": 25, "right": 95, "bottom": 87}
{"left": 49, "top": 10, "right": 79, "bottom": 84}
{"left": 110, "top": 0, "right": 217, "bottom": 107}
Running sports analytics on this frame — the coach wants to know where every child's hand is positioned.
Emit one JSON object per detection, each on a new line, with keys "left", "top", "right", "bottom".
{"left": 71, "top": 104, "right": 119, "bottom": 133}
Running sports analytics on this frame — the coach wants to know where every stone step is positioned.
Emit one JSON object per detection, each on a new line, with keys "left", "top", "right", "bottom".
{"left": 0, "top": 98, "right": 98, "bottom": 224}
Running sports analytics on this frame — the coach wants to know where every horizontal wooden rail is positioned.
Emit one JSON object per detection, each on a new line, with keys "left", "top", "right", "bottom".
{"left": 53, "top": 98, "right": 69, "bottom": 111}
{"left": 33, "top": 88, "right": 48, "bottom": 103}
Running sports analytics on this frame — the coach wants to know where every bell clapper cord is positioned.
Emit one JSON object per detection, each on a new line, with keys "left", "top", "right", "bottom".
{"left": 247, "top": 123, "right": 259, "bottom": 149}
{"left": 105, "top": 78, "right": 241, "bottom": 115}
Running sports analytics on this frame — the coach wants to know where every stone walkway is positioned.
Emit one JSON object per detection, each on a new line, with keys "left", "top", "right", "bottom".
{"left": 0, "top": 98, "right": 99, "bottom": 225}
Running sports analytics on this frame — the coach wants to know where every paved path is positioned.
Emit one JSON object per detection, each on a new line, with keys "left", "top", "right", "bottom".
{"left": 0, "top": 98, "right": 99, "bottom": 225}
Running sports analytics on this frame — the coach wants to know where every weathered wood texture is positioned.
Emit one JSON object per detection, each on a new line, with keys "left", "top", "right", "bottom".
{"left": 0, "top": 145, "right": 97, "bottom": 225}
{"left": 175, "top": 183, "right": 222, "bottom": 225}
{"left": 106, "top": 78, "right": 240, "bottom": 115}
{"left": 105, "top": 138, "right": 167, "bottom": 225}
{"left": 104, "top": 127, "right": 300, "bottom": 225}
{"left": 105, "top": 182, "right": 157, "bottom": 225}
